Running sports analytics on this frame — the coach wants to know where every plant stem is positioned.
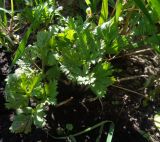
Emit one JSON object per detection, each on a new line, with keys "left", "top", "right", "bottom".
{"left": 108, "top": 47, "right": 153, "bottom": 61}
{"left": 111, "top": 84, "right": 148, "bottom": 99}
{"left": 10, "top": 0, "right": 14, "bottom": 31}
{"left": 47, "top": 120, "right": 113, "bottom": 140}
{"left": 55, "top": 97, "right": 74, "bottom": 108}
{"left": 117, "top": 75, "right": 148, "bottom": 82}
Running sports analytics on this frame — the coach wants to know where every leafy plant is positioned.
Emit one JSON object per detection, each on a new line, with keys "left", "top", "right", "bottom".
{"left": 0, "top": 0, "right": 15, "bottom": 51}
{"left": 4, "top": 0, "right": 160, "bottom": 136}
{"left": 12, "top": 0, "right": 59, "bottom": 64}
{"left": 5, "top": 12, "right": 117, "bottom": 133}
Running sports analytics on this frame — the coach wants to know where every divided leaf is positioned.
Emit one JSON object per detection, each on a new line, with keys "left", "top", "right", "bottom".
{"left": 91, "top": 62, "right": 115, "bottom": 97}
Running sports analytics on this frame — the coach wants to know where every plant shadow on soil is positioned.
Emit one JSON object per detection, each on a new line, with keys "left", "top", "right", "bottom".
{"left": 1, "top": 47, "right": 160, "bottom": 142}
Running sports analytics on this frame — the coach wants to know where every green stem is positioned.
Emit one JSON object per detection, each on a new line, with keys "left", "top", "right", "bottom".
{"left": 3, "top": 0, "right": 7, "bottom": 26}
{"left": 10, "top": 0, "right": 14, "bottom": 32}
{"left": 47, "top": 120, "right": 113, "bottom": 140}
{"left": 10, "top": 0, "right": 14, "bottom": 20}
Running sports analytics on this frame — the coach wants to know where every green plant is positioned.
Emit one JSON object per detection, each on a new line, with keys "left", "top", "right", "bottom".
{"left": 5, "top": 16, "right": 116, "bottom": 133}
{"left": 12, "top": 0, "right": 58, "bottom": 64}
{"left": 0, "top": 0, "right": 15, "bottom": 51}
{"left": 4, "top": 0, "right": 160, "bottom": 136}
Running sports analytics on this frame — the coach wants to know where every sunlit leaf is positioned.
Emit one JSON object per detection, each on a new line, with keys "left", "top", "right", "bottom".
{"left": 154, "top": 113, "right": 160, "bottom": 130}
{"left": 115, "top": 0, "right": 122, "bottom": 22}
{"left": 33, "top": 105, "right": 46, "bottom": 128}
{"left": 149, "top": 0, "right": 160, "bottom": 18}
{"left": 99, "top": 0, "right": 108, "bottom": 25}
{"left": 106, "top": 123, "right": 115, "bottom": 142}
{"left": 85, "top": 0, "right": 91, "bottom": 6}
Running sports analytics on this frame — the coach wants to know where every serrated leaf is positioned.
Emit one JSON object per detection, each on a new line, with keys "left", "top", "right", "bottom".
{"left": 91, "top": 62, "right": 115, "bottom": 97}
{"left": 5, "top": 66, "right": 42, "bottom": 109}
{"left": 33, "top": 105, "right": 46, "bottom": 128}
{"left": 5, "top": 74, "right": 29, "bottom": 109}
{"left": 10, "top": 114, "right": 32, "bottom": 134}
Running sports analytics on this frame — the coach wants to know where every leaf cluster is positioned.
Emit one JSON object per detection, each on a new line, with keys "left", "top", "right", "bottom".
{"left": 5, "top": 16, "right": 117, "bottom": 134}
{"left": 4, "top": 0, "right": 160, "bottom": 134}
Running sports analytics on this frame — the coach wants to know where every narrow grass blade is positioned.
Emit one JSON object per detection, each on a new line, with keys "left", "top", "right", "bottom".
{"left": 0, "top": 8, "right": 11, "bottom": 15}
{"left": 106, "top": 123, "right": 114, "bottom": 142}
{"left": 149, "top": 0, "right": 160, "bottom": 18}
{"left": 115, "top": 0, "right": 122, "bottom": 22}
{"left": 92, "top": 0, "right": 101, "bottom": 12}
{"left": 98, "top": 0, "right": 108, "bottom": 25}
{"left": 0, "top": 0, "right": 8, "bottom": 26}
{"left": 12, "top": 6, "right": 43, "bottom": 64}
{"left": 12, "top": 25, "right": 32, "bottom": 64}
{"left": 133, "top": 0, "right": 153, "bottom": 24}
{"left": 11, "top": 0, "right": 14, "bottom": 16}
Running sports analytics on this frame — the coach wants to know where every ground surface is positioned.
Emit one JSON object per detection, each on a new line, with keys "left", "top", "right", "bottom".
{"left": 1, "top": 46, "right": 160, "bottom": 142}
